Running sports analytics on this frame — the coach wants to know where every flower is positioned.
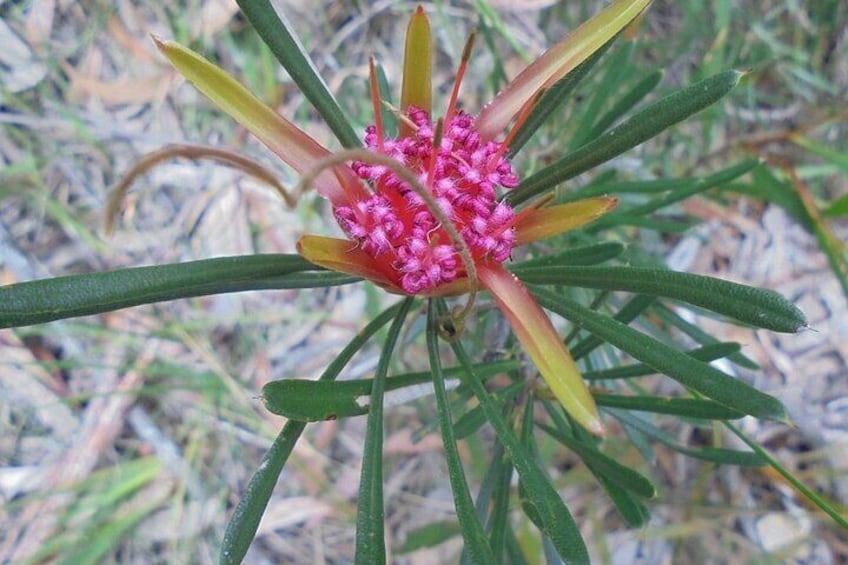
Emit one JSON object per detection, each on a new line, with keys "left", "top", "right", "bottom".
{"left": 145, "top": 0, "right": 652, "bottom": 435}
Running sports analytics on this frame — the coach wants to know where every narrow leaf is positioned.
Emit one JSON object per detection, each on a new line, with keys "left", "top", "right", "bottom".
{"left": 610, "top": 409, "right": 765, "bottom": 466}
{"left": 510, "top": 241, "right": 624, "bottom": 270}
{"left": 221, "top": 303, "right": 404, "bottom": 565}
{"left": 541, "top": 404, "right": 652, "bottom": 527}
{"left": 440, "top": 300, "right": 590, "bottom": 564}
{"left": 427, "top": 299, "right": 494, "bottom": 564}
{"left": 583, "top": 342, "right": 743, "bottom": 380}
{"left": 531, "top": 288, "right": 789, "bottom": 422}
{"left": 590, "top": 159, "right": 759, "bottom": 229}
{"left": 235, "top": 0, "right": 361, "bottom": 148}
{"left": 517, "top": 265, "right": 807, "bottom": 333}
{"left": 355, "top": 298, "right": 415, "bottom": 565}
{"left": 537, "top": 421, "right": 655, "bottom": 499}
{"left": 568, "top": 42, "right": 636, "bottom": 150}
{"left": 593, "top": 393, "right": 746, "bottom": 420}
{"left": 570, "top": 294, "right": 656, "bottom": 361}
{"left": 725, "top": 421, "right": 848, "bottom": 529}
{"left": 262, "top": 360, "right": 519, "bottom": 421}
{"left": 652, "top": 304, "right": 759, "bottom": 370}
{"left": 584, "top": 69, "right": 663, "bottom": 143}
{"left": 509, "top": 70, "right": 743, "bottom": 206}
{"left": 0, "top": 255, "right": 356, "bottom": 328}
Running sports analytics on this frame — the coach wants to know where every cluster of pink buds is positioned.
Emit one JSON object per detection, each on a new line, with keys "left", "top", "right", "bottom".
{"left": 334, "top": 107, "right": 520, "bottom": 294}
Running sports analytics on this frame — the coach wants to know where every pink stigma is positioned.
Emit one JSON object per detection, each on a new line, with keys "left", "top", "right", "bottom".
{"left": 335, "top": 107, "right": 519, "bottom": 294}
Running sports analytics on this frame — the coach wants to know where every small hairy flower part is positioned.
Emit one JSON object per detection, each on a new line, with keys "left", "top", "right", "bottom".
{"left": 339, "top": 107, "right": 519, "bottom": 294}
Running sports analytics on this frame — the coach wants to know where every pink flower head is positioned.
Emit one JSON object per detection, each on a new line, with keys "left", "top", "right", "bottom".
{"left": 336, "top": 106, "right": 518, "bottom": 294}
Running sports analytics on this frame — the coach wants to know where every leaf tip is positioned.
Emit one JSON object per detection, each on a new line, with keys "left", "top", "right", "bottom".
{"left": 150, "top": 33, "right": 167, "bottom": 52}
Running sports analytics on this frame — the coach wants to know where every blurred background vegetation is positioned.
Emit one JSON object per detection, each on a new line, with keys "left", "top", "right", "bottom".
{"left": 1, "top": 1, "right": 845, "bottom": 563}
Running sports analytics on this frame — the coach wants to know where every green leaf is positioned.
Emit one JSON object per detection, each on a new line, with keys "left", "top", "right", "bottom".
{"left": 355, "top": 298, "right": 414, "bottom": 565}
{"left": 823, "top": 192, "right": 848, "bottom": 218}
{"left": 570, "top": 294, "right": 656, "bottom": 360}
{"left": 262, "top": 360, "right": 519, "bottom": 421}
{"left": 584, "top": 69, "right": 664, "bottom": 143}
{"left": 537, "top": 421, "right": 656, "bottom": 499}
{"left": 426, "top": 300, "right": 495, "bottom": 563}
{"left": 0, "top": 255, "right": 356, "bottom": 328}
{"left": 593, "top": 393, "right": 746, "bottom": 420}
{"left": 453, "top": 405, "right": 487, "bottom": 440}
{"left": 594, "top": 472, "right": 651, "bottom": 527}
{"left": 235, "top": 0, "right": 361, "bottom": 148}
{"left": 509, "top": 70, "right": 743, "bottom": 206}
{"left": 652, "top": 304, "right": 759, "bottom": 370}
{"left": 440, "top": 301, "right": 589, "bottom": 564}
{"left": 395, "top": 521, "right": 461, "bottom": 554}
{"left": 510, "top": 241, "right": 624, "bottom": 270}
{"left": 541, "top": 404, "right": 653, "bottom": 527}
{"left": 517, "top": 265, "right": 807, "bottom": 333}
{"left": 531, "top": 288, "right": 789, "bottom": 422}
{"left": 568, "top": 42, "right": 636, "bottom": 150}
{"left": 220, "top": 303, "right": 403, "bottom": 565}
{"left": 609, "top": 409, "right": 765, "bottom": 466}
{"left": 583, "top": 341, "right": 743, "bottom": 380}
{"left": 374, "top": 60, "right": 398, "bottom": 138}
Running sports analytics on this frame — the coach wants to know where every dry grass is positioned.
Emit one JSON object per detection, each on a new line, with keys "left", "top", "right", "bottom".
{"left": 1, "top": 1, "right": 846, "bottom": 563}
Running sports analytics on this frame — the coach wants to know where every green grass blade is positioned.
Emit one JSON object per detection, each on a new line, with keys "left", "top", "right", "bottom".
{"left": 509, "top": 70, "right": 743, "bottom": 206}
{"left": 531, "top": 288, "right": 789, "bottom": 422}
{"left": 424, "top": 300, "right": 495, "bottom": 563}
{"left": 724, "top": 421, "right": 848, "bottom": 529}
{"left": 58, "top": 502, "right": 159, "bottom": 565}
{"left": 440, "top": 302, "right": 589, "bottom": 564}
{"left": 355, "top": 297, "right": 415, "bottom": 565}
{"left": 220, "top": 302, "right": 404, "bottom": 565}
{"left": 0, "top": 255, "right": 357, "bottom": 328}
{"left": 235, "top": 0, "right": 361, "bottom": 148}
{"left": 518, "top": 266, "right": 807, "bottom": 333}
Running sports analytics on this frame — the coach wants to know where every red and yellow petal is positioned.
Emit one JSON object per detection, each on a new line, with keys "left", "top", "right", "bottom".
{"left": 478, "top": 263, "right": 604, "bottom": 435}
{"left": 514, "top": 197, "right": 618, "bottom": 245}
{"left": 475, "top": 0, "right": 651, "bottom": 141}
{"left": 297, "top": 235, "right": 402, "bottom": 292}
{"left": 400, "top": 6, "right": 432, "bottom": 133}
{"left": 153, "top": 37, "right": 366, "bottom": 206}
